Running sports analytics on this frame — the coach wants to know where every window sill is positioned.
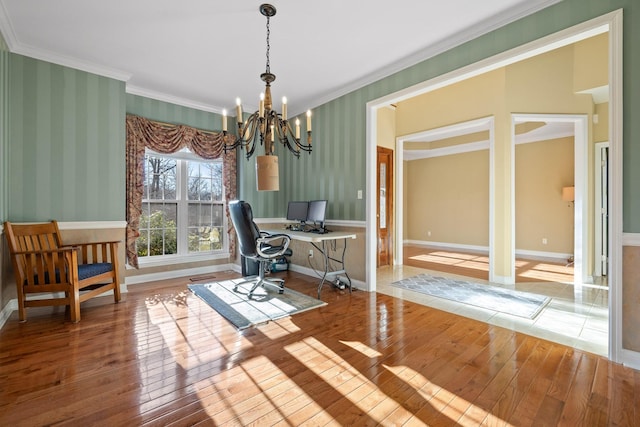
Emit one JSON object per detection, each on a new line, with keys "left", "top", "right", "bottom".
{"left": 127, "top": 251, "right": 231, "bottom": 269}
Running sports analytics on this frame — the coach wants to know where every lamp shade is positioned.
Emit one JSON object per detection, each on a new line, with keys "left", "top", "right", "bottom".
{"left": 256, "top": 155, "right": 279, "bottom": 191}
{"left": 562, "top": 186, "right": 575, "bottom": 202}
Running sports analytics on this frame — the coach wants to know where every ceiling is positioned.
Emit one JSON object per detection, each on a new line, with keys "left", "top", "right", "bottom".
{"left": 0, "top": 0, "right": 560, "bottom": 116}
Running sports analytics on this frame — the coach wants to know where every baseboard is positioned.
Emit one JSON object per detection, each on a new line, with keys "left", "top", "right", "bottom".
{"left": 404, "top": 240, "right": 569, "bottom": 262}
{"left": 0, "top": 299, "right": 18, "bottom": 330}
{"left": 404, "top": 240, "right": 487, "bottom": 253}
{"left": 622, "top": 348, "right": 640, "bottom": 370}
{"left": 491, "top": 275, "right": 515, "bottom": 286}
{"left": 124, "top": 263, "right": 235, "bottom": 285}
{"left": 288, "top": 264, "right": 367, "bottom": 292}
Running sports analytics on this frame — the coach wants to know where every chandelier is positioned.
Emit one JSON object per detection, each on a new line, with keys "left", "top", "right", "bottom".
{"left": 223, "top": 4, "right": 312, "bottom": 190}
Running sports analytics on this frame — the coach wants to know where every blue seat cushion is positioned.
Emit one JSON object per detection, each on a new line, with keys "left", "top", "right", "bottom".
{"left": 27, "top": 263, "right": 113, "bottom": 285}
{"left": 77, "top": 263, "right": 113, "bottom": 280}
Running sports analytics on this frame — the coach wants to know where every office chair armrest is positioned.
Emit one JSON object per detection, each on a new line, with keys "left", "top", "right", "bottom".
{"left": 256, "top": 233, "right": 291, "bottom": 259}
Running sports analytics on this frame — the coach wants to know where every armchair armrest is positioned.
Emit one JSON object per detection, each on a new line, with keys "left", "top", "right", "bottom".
{"left": 256, "top": 233, "right": 291, "bottom": 259}
{"left": 60, "top": 240, "right": 120, "bottom": 265}
{"left": 12, "top": 247, "right": 77, "bottom": 256}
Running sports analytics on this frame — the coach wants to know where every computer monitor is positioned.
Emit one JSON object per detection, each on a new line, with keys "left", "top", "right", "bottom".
{"left": 286, "top": 201, "right": 309, "bottom": 223}
{"left": 306, "top": 200, "right": 327, "bottom": 226}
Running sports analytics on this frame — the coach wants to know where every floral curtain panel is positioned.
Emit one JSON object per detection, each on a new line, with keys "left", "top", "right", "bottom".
{"left": 125, "top": 114, "right": 237, "bottom": 268}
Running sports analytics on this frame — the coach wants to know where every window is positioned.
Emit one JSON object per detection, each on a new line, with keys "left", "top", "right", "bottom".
{"left": 137, "top": 149, "right": 226, "bottom": 262}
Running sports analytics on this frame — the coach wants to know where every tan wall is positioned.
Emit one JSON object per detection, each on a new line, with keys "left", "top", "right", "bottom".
{"left": 125, "top": 257, "right": 231, "bottom": 279}
{"left": 573, "top": 32, "right": 609, "bottom": 93}
{"left": 260, "top": 222, "right": 366, "bottom": 284}
{"left": 1, "top": 228, "right": 13, "bottom": 308}
{"left": 377, "top": 107, "right": 396, "bottom": 150}
{"left": 398, "top": 36, "right": 605, "bottom": 276}
{"left": 515, "top": 137, "right": 575, "bottom": 253}
{"left": 593, "top": 102, "right": 609, "bottom": 142}
{"left": 623, "top": 246, "right": 640, "bottom": 352}
{"left": 406, "top": 150, "right": 490, "bottom": 246}
{"left": 60, "top": 227, "right": 127, "bottom": 284}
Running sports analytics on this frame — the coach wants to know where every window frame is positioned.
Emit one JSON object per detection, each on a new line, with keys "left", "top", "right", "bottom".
{"left": 137, "top": 148, "right": 228, "bottom": 267}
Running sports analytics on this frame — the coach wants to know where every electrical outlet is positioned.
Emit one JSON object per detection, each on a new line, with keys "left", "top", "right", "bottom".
{"left": 427, "top": 231, "right": 431, "bottom": 237}
{"left": 542, "top": 238, "right": 548, "bottom": 245}
{"left": 308, "top": 249, "right": 314, "bottom": 258}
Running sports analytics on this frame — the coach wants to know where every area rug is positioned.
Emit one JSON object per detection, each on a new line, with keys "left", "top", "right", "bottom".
{"left": 390, "top": 274, "right": 551, "bottom": 319}
{"left": 188, "top": 280, "right": 327, "bottom": 330}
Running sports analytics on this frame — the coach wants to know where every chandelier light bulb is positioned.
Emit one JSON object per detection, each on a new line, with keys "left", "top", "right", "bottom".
{"left": 222, "top": 109, "right": 227, "bottom": 132}
{"left": 282, "top": 96, "right": 287, "bottom": 120}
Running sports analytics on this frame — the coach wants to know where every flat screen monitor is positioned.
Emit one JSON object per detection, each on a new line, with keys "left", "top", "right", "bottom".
{"left": 306, "top": 200, "right": 327, "bottom": 224}
{"left": 286, "top": 201, "right": 309, "bottom": 222}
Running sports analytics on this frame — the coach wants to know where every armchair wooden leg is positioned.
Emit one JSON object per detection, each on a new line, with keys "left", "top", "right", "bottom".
{"left": 17, "top": 289, "right": 26, "bottom": 322}
{"left": 113, "top": 280, "right": 122, "bottom": 303}
{"left": 70, "top": 289, "right": 81, "bottom": 323}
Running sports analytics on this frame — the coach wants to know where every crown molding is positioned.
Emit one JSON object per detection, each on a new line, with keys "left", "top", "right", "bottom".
{"left": 126, "top": 85, "right": 225, "bottom": 115}
{"left": 306, "top": 0, "right": 564, "bottom": 111}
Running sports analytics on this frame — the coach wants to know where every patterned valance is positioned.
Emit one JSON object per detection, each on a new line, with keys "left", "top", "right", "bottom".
{"left": 125, "top": 114, "right": 237, "bottom": 268}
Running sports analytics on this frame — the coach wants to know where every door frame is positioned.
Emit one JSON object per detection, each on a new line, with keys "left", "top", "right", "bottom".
{"left": 511, "top": 113, "right": 589, "bottom": 286}
{"left": 594, "top": 141, "right": 610, "bottom": 278}
{"left": 365, "top": 10, "right": 622, "bottom": 362}
{"left": 376, "top": 146, "right": 394, "bottom": 267}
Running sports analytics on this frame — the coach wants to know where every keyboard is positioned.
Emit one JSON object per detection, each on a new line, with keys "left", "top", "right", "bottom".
{"left": 309, "top": 228, "right": 330, "bottom": 234}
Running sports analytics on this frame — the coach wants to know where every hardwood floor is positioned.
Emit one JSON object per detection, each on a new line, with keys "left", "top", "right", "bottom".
{"left": 1, "top": 270, "right": 637, "bottom": 426}
{"left": 404, "top": 245, "right": 576, "bottom": 284}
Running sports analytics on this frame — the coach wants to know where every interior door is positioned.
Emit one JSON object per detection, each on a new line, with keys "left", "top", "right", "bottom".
{"left": 377, "top": 146, "right": 393, "bottom": 267}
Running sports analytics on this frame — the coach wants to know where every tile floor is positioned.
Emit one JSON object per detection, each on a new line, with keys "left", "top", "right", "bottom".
{"left": 377, "top": 265, "right": 609, "bottom": 356}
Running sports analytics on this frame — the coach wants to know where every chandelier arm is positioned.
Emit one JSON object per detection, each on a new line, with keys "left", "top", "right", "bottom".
{"left": 225, "top": 4, "right": 313, "bottom": 163}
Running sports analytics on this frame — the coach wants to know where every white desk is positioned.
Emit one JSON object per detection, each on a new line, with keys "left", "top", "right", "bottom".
{"left": 264, "top": 229, "right": 356, "bottom": 299}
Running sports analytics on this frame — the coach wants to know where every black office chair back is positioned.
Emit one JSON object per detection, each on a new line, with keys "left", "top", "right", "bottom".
{"left": 229, "top": 200, "right": 261, "bottom": 259}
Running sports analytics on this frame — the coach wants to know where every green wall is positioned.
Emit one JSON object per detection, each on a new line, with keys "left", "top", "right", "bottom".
{"left": 126, "top": 94, "right": 224, "bottom": 131}
{"left": 8, "top": 55, "right": 126, "bottom": 221}
{"left": 0, "top": 33, "right": 8, "bottom": 222}
{"left": 2, "top": 0, "right": 640, "bottom": 230}
{"left": 242, "top": 0, "right": 640, "bottom": 230}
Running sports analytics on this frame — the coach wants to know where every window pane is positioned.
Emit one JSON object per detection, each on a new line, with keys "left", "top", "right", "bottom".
{"left": 188, "top": 226, "right": 223, "bottom": 253}
{"left": 212, "top": 204, "right": 224, "bottom": 226}
{"left": 163, "top": 228, "right": 177, "bottom": 255}
{"left": 199, "top": 178, "right": 212, "bottom": 201}
{"left": 137, "top": 153, "right": 225, "bottom": 261}
{"left": 136, "top": 229, "right": 149, "bottom": 257}
{"left": 145, "top": 156, "right": 176, "bottom": 200}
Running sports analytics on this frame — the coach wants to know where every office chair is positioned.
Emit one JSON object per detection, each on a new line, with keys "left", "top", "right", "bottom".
{"left": 229, "top": 200, "right": 291, "bottom": 298}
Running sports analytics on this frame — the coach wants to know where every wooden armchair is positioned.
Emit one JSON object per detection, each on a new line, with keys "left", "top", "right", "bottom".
{"left": 4, "top": 220, "right": 121, "bottom": 322}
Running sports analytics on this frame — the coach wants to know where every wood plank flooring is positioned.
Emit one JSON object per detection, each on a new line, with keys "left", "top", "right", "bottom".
{"left": 0, "top": 270, "right": 637, "bottom": 426}
{"left": 404, "top": 245, "right": 576, "bottom": 284}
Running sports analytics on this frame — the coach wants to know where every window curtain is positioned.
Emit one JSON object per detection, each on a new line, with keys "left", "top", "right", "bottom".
{"left": 125, "top": 114, "right": 237, "bottom": 268}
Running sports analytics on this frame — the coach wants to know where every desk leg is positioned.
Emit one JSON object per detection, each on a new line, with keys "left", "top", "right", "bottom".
{"left": 314, "top": 241, "right": 329, "bottom": 299}
{"left": 315, "top": 238, "right": 352, "bottom": 299}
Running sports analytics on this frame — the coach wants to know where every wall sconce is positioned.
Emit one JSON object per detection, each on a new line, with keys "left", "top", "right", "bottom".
{"left": 562, "top": 186, "right": 575, "bottom": 207}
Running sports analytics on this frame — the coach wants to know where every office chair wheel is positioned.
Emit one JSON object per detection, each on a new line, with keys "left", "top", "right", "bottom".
{"left": 278, "top": 289, "right": 284, "bottom": 294}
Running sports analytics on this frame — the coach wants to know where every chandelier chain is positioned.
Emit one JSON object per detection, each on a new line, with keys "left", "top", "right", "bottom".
{"left": 224, "top": 4, "right": 312, "bottom": 162}
{"left": 265, "top": 15, "right": 271, "bottom": 74}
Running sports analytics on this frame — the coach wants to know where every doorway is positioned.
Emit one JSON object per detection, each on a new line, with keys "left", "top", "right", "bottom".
{"left": 365, "top": 11, "right": 622, "bottom": 361}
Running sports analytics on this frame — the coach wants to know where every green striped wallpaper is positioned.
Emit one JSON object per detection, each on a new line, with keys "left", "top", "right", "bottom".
{"left": 8, "top": 55, "right": 126, "bottom": 221}
{"left": 126, "top": 94, "right": 224, "bottom": 132}
{"left": 0, "top": 33, "right": 8, "bottom": 222}
{"left": 3, "top": 0, "right": 639, "bottom": 229}
{"left": 241, "top": 0, "right": 640, "bottom": 228}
